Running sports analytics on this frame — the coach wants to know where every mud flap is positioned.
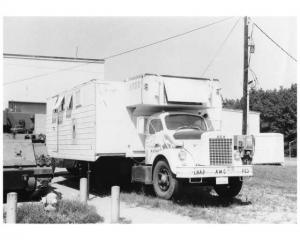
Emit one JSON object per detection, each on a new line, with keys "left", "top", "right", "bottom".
{"left": 131, "top": 165, "right": 152, "bottom": 184}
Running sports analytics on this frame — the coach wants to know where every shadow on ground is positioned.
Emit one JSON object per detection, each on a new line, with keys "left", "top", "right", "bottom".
{"left": 54, "top": 174, "right": 252, "bottom": 209}
{"left": 3, "top": 185, "right": 50, "bottom": 204}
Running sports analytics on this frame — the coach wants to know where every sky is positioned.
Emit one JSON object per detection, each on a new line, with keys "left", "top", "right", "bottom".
{"left": 3, "top": 16, "right": 297, "bottom": 101}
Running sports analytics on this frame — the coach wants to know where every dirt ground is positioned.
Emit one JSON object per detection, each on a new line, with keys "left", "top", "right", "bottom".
{"left": 48, "top": 158, "right": 296, "bottom": 223}
{"left": 50, "top": 176, "right": 195, "bottom": 223}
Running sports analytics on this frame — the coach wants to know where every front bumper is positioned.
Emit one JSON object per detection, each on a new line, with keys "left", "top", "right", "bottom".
{"left": 175, "top": 165, "right": 253, "bottom": 178}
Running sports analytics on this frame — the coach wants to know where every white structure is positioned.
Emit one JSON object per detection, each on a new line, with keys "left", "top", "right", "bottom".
{"left": 221, "top": 108, "right": 260, "bottom": 135}
{"left": 3, "top": 54, "right": 104, "bottom": 108}
{"left": 34, "top": 114, "right": 47, "bottom": 134}
{"left": 46, "top": 75, "right": 222, "bottom": 161}
{"left": 47, "top": 74, "right": 284, "bottom": 200}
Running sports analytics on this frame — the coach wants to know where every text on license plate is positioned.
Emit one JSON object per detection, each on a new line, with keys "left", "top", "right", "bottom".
{"left": 216, "top": 177, "right": 228, "bottom": 185}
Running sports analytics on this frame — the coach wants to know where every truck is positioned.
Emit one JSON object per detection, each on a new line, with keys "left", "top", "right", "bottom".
{"left": 46, "top": 74, "right": 284, "bottom": 199}
{"left": 3, "top": 109, "right": 53, "bottom": 197}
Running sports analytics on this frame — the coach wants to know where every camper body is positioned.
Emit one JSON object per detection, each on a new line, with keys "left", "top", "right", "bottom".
{"left": 46, "top": 74, "right": 284, "bottom": 199}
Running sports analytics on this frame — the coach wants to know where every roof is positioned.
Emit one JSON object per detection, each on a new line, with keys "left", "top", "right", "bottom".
{"left": 126, "top": 73, "right": 215, "bottom": 82}
{"left": 3, "top": 53, "right": 105, "bottom": 63}
{"left": 9, "top": 100, "right": 46, "bottom": 105}
{"left": 223, "top": 107, "right": 260, "bottom": 115}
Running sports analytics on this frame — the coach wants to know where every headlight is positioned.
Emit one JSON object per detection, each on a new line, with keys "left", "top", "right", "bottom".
{"left": 178, "top": 150, "right": 187, "bottom": 161}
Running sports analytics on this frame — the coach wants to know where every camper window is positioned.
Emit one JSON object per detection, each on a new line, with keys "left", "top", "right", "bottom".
{"left": 59, "top": 97, "right": 65, "bottom": 112}
{"left": 66, "top": 95, "right": 73, "bottom": 118}
{"left": 52, "top": 96, "right": 59, "bottom": 113}
{"left": 52, "top": 96, "right": 60, "bottom": 123}
{"left": 75, "top": 90, "right": 81, "bottom": 108}
{"left": 68, "top": 95, "right": 73, "bottom": 110}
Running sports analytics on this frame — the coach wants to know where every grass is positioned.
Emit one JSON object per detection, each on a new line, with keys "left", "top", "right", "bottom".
{"left": 120, "top": 163, "right": 297, "bottom": 223}
{"left": 3, "top": 199, "right": 104, "bottom": 224}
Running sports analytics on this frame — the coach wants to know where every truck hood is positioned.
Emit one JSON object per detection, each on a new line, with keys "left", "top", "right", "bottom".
{"left": 180, "top": 131, "right": 231, "bottom": 166}
{"left": 173, "top": 129, "right": 204, "bottom": 140}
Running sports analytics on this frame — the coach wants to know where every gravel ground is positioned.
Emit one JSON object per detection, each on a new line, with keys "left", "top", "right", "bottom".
{"left": 51, "top": 175, "right": 196, "bottom": 223}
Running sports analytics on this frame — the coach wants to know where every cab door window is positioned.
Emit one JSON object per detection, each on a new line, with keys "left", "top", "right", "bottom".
{"left": 149, "top": 119, "right": 163, "bottom": 134}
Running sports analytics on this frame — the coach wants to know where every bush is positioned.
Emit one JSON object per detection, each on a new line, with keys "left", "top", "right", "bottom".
{"left": 5, "top": 200, "right": 103, "bottom": 224}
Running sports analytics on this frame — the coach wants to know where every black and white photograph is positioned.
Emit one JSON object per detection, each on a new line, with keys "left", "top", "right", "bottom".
{"left": 0, "top": 1, "right": 298, "bottom": 232}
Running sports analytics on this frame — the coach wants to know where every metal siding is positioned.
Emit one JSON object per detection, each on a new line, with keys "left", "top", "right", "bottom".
{"left": 46, "top": 82, "right": 97, "bottom": 161}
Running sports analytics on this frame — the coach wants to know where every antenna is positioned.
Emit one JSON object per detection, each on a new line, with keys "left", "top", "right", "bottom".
{"left": 75, "top": 46, "right": 79, "bottom": 58}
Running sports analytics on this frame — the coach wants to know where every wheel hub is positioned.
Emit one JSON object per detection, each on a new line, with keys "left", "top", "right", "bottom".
{"left": 158, "top": 167, "right": 170, "bottom": 191}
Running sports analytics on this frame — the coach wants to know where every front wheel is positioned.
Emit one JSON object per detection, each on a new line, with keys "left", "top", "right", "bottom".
{"left": 153, "top": 160, "right": 180, "bottom": 200}
{"left": 214, "top": 177, "right": 243, "bottom": 199}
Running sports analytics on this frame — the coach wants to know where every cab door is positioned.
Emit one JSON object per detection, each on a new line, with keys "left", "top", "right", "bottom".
{"left": 145, "top": 118, "right": 164, "bottom": 164}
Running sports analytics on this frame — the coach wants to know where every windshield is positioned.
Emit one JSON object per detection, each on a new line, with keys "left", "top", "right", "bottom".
{"left": 165, "top": 114, "right": 207, "bottom": 131}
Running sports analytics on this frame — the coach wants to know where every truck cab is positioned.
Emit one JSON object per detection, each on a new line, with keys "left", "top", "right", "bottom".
{"left": 137, "top": 111, "right": 255, "bottom": 199}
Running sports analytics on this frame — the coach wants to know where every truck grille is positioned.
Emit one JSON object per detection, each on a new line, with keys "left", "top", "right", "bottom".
{"left": 209, "top": 138, "right": 233, "bottom": 165}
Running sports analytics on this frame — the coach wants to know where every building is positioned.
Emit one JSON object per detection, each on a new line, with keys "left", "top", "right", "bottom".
{"left": 3, "top": 53, "right": 105, "bottom": 109}
{"left": 8, "top": 100, "right": 46, "bottom": 114}
{"left": 222, "top": 108, "right": 260, "bottom": 134}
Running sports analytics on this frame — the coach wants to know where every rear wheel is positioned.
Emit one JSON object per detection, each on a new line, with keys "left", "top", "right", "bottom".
{"left": 214, "top": 177, "right": 243, "bottom": 199}
{"left": 153, "top": 160, "right": 180, "bottom": 200}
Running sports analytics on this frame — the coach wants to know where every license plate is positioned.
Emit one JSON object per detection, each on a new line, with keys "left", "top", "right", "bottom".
{"left": 216, "top": 177, "right": 228, "bottom": 185}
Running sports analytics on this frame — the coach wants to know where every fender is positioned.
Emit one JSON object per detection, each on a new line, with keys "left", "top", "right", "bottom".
{"left": 148, "top": 148, "right": 194, "bottom": 174}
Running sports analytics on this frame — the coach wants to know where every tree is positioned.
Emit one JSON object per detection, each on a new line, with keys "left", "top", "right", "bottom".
{"left": 223, "top": 84, "right": 297, "bottom": 156}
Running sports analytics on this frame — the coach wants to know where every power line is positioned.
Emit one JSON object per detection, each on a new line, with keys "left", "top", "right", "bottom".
{"left": 104, "top": 17, "right": 234, "bottom": 60}
{"left": 5, "top": 62, "right": 104, "bottom": 73}
{"left": 3, "top": 63, "right": 90, "bottom": 86}
{"left": 3, "top": 17, "right": 234, "bottom": 86}
{"left": 201, "top": 17, "right": 241, "bottom": 77}
{"left": 253, "top": 22, "right": 297, "bottom": 62}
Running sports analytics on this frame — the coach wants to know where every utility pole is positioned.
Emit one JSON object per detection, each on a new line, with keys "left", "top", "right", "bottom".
{"left": 242, "top": 16, "right": 249, "bottom": 135}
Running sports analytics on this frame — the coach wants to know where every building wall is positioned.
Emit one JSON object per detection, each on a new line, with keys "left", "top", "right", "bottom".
{"left": 221, "top": 108, "right": 260, "bottom": 135}
{"left": 8, "top": 101, "right": 46, "bottom": 114}
{"left": 3, "top": 54, "right": 105, "bottom": 109}
{"left": 34, "top": 114, "right": 47, "bottom": 134}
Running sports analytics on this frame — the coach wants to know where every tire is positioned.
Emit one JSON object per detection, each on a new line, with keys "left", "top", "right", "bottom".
{"left": 153, "top": 160, "right": 180, "bottom": 200}
{"left": 214, "top": 177, "right": 243, "bottom": 199}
